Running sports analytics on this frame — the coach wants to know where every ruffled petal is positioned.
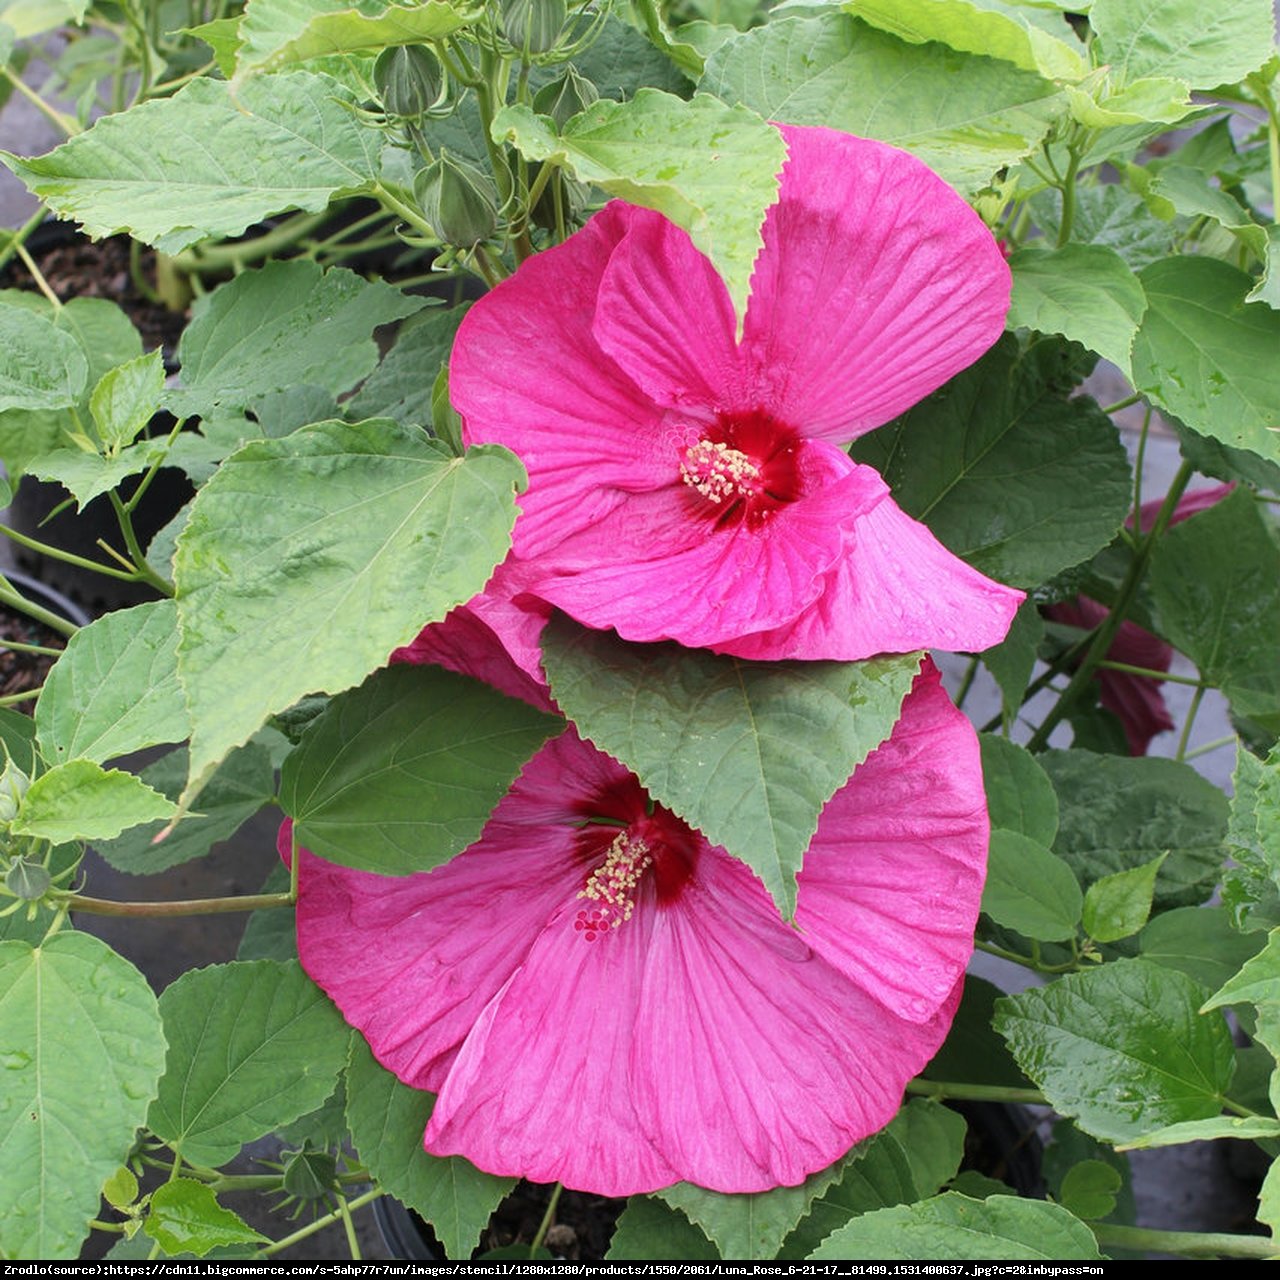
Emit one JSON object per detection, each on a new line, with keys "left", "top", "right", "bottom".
{"left": 451, "top": 206, "right": 671, "bottom": 560}
{"left": 740, "top": 127, "right": 1010, "bottom": 444}
{"left": 591, "top": 204, "right": 744, "bottom": 412}
{"left": 392, "top": 557, "right": 554, "bottom": 712}
{"left": 529, "top": 445, "right": 887, "bottom": 647}
{"left": 291, "top": 733, "right": 625, "bottom": 1091}
{"left": 796, "top": 662, "right": 988, "bottom": 1021}
{"left": 716, "top": 492, "right": 1024, "bottom": 660}
{"left": 426, "top": 839, "right": 960, "bottom": 1195}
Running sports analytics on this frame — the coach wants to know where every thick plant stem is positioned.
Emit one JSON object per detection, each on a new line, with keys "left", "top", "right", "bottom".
{"left": 1090, "top": 1222, "right": 1277, "bottom": 1260}
{"left": 905, "top": 1079, "right": 1047, "bottom": 1106}
{"left": 0, "top": 580, "right": 79, "bottom": 638}
{"left": 68, "top": 891, "right": 294, "bottom": 918}
{"left": 1026, "top": 461, "right": 1193, "bottom": 751}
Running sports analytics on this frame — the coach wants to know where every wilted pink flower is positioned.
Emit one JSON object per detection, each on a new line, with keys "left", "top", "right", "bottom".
{"left": 451, "top": 125, "right": 1024, "bottom": 661}
{"left": 1044, "top": 483, "right": 1234, "bottom": 754}
{"left": 288, "top": 661, "right": 988, "bottom": 1195}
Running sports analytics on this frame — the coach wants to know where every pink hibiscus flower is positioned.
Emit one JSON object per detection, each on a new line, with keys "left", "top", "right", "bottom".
{"left": 451, "top": 125, "right": 1024, "bottom": 661}
{"left": 287, "top": 660, "right": 988, "bottom": 1195}
{"left": 1044, "top": 483, "right": 1234, "bottom": 754}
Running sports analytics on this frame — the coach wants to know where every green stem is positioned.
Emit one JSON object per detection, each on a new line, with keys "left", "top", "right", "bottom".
{"left": 372, "top": 182, "right": 440, "bottom": 241}
{"left": 1095, "top": 659, "right": 1204, "bottom": 687}
{"left": 530, "top": 1183, "right": 563, "bottom": 1255}
{"left": 0, "top": 686, "right": 43, "bottom": 706}
{"left": 109, "top": 493, "right": 175, "bottom": 597}
{"left": 906, "top": 1078, "right": 1047, "bottom": 1106}
{"left": 1026, "top": 461, "right": 1194, "bottom": 751}
{"left": 1090, "top": 1223, "right": 1277, "bottom": 1260}
{"left": 15, "top": 240, "right": 62, "bottom": 310}
{"left": 1055, "top": 146, "right": 1081, "bottom": 247}
{"left": 1101, "top": 391, "right": 1143, "bottom": 415}
{"left": 979, "top": 630, "right": 1094, "bottom": 735}
{"left": 0, "top": 208, "right": 49, "bottom": 275}
{"left": 1175, "top": 684, "right": 1207, "bottom": 762}
{"left": 0, "top": 67, "right": 80, "bottom": 136}
{"left": 953, "top": 655, "right": 979, "bottom": 709}
{"left": 1184, "top": 734, "right": 1236, "bottom": 761}
{"left": 172, "top": 210, "right": 331, "bottom": 275}
{"left": 0, "top": 581, "right": 79, "bottom": 638}
{"left": 67, "top": 892, "right": 294, "bottom": 918}
{"left": 0, "top": 522, "right": 138, "bottom": 584}
{"left": 974, "top": 938, "right": 1080, "bottom": 975}
{"left": 338, "top": 1194, "right": 362, "bottom": 1261}
{"left": 1131, "top": 404, "right": 1153, "bottom": 534}
{"left": 258, "top": 1188, "right": 383, "bottom": 1258}
{"left": 0, "top": 638, "right": 64, "bottom": 657}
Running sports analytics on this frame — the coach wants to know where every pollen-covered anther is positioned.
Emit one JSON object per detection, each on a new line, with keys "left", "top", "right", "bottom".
{"left": 679, "top": 439, "right": 761, "bottom": 505}
{"left": 574, "top": 832, "right": 653, "bottom": 940}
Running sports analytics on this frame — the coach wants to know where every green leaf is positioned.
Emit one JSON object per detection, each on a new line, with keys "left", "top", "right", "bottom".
{"left": 847, "top": 0, "right": 1086, "bottom": 79}
{"left": 982, "top": 829, "right": 1083, "bottom": 942}
{"left": 0, "top": 301, "right": 88, "bottom": 412}
{"left": 92, "top": 743, "right": 277, "bottom": 876}
{"left": 36, "top": 599, "right": 187, "bottom": 766}
{"left": 281, "top": 663, "right": 559, "bottom": 875}
{"left": 1222, "top": 744, "right": 1280, "bottom": 931}
{"left": 2, "top": 73, "right": 384, "bottom": 254}
{"left": 89, "top": 348, "right": 164, "bottom": 452}
{"left": 102, "top": 1166, "right": 138, "bottom": 1211}
{"left": 1261, "top": 1158, "right": 1280, "bottom": 1236}
{"left": 780, "top": 1099, "right": 968, "bottom": 1257}
{"left": 1082, "top": 853, "right": 1166, "bottom": 944}
{"left": 147, "top": 960, "right": 350, "bottom": 1167}
{"left": 1056, "top": 1160, "right": 1123, "bottom": 1220}
{"left": 994, "top": 959, "right": 1235, "bottom": 1143}
{"left": 1117, "top": 1114, "right": 1280, "bottom": 1150}
{"left": 981, "top": 601, "right": 1044, "bottom": 727}
{"left": 1065, "top": 75, "right": 1195, "bottom": 129}
{"left": 923, "top": 976, "right": 1031, "bottom": 1089}
{"left": 348, "top": 306, "right": 466, "bottom": 427}
{"left": 980, "top": 733, "right": 1058, "bottom": 846}
{"left": 1203, "top": 928, "right": 1280, "bottom": 1015}
{"left": 0, "top": 0, "right": 87, "bottom": 38}
{"left": 1031, "top": 184, "right": 1177, "bottom": 272}
{"left": 185, "top": 17, "right": 243, "bottom": 76}
{"left": 569, "top": 13, "right": 693, "bottom": 99}
{"left": 608, "top": 1198, "right": 719, "bottom": 1260}
{"left": 1007, "top": 245, "right": 1147, "bottom": 378}
{"left": 27, "top": 438, "right": 170, "bottom": 510}
{"left": 542, "top": 614, "right": 919, "bottom": 916}
{"left": 659, "top": 1155, "right": 853, "bottom": 1261}
{"left": 702, "top": 13, "right": 1065, "bottom": 195}
{"left": 810, "top": 1193, "right": 1102, "bottom": 1261}
{"left": 1040, "top": 750, "right": 1229, "bottom": 909}
{"left": 144, "top": 1179, "right": 267, "bottom": 1257}
{"left": 1042, "top": 1120, "right": 1136, "bottom": 1228}
{"left": 170, "top": 261, "right": 424, "bottom": 419}
{"left": 1091, "top": 0, "right": 1274, "bottom": 88}
{"left": 1132, "top": 256, "right": 1280, "bottom": 468}
{"left": 12, "top": 759, "right": 177, "bottom": 843}
{"left": 237, "top": 865, "right": 297, "bottom": 963}
{"left": 173, "top": 421, "right": 524, "bottom": 806}
{"left": 345, "top": 1034, "right": 514, "bottom": 1260}
{"left": 493, "top": 90, "right": 785, "bottom": 325}
{"left": 1149, "top": 488, "right": 1280, "bottom": 729}
{"left": 0, "top": 933, "right": 166, "bottom": 1260}
{"left": 234, "top": 0, "right": 476, "bottom": 79}
{"left": 851, "top": 336, "right": 1131, "bottom": 589}
{"left": 1139, "top": 906, "right": 1267, "bottom": 994}
{"left": 1146, "top": 165, "right": 1267, "bottom": 260}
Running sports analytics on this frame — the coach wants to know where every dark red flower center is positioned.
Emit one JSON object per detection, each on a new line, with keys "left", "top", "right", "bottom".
{"left": 678, "top": 408, "right": 805, "bottom": 530}
{"left": 570, "top": 777, "right": 698, "bottom": 941}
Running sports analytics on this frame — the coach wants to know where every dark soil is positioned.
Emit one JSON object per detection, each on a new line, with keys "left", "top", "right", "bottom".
{"left": 0, "top": 604, "right": 66, "bottom": 706}
{"left": 2, "top": 231, "right": 189, "bottom": 353}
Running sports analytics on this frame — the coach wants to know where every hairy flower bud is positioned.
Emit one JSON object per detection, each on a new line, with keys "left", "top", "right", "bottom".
{"left": 415, "top": 151, "right": 499, "bottom": 247}
{"left": 532, "top": 66, "right": 598, "bottom": 130}
{"left": 500, "top": 0, "right": 567, "bottom": 53}
{"left": 374, "top": 44, "right": 445, "bottom": 120}
{"left": 0, "top": 760, "right": 29, "bottom": 824}
{"left": 282, "top": 1148, "right": 338, "bottom": 1202}
{"left": 6, "top": 857, "right": 50, "bottom": 901}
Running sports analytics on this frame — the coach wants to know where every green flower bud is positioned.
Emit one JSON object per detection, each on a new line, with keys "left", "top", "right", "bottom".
{"left": 6, "top": 857, "right": 50, "bottom": 901}
{"left": 500, "top": 0, "right": 567, "bottom": 54}
{"left": 415, "top": 150, "right": 499, "bottom": 247}
{"left": 374, "top": 44, "right": 445, "bottom": 121}
{"left": 0, "top": 760, "right": 29, "bottom": 824}
{"left": 282, "top": 1147, "right": 338, "bottom": 1202}
{"left": 531, "top": 66, "right": 598, "bottom": 131}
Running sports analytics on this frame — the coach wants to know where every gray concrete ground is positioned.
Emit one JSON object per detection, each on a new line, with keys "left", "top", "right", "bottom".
{"left": 0, "top": 48, "right": 1264, "bottom": 1259}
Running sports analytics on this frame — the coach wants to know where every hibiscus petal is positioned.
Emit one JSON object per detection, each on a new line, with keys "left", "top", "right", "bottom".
{"left": 717, "top": 491, "right": 1024, "bottom": 660}
{"left": 530, "top": 446, "right": 887, "bottom": 647}
{"left": 392, "top": 556, "right": 554, "bottom": 712}
{"left": 741, "top": 126, "right": 1010, "bottom": 444}
{"left": 291, "top": 733, "right": 623, "bottom": 1091}
{"left": 796, "top": 663, "right": 989, "bottom": 1021}
{"left": 426, "top": 841, "right": 960, "bottom": 1195}
{"left": 591, "top": 204, "right": 744, "bottom": 412}
{"left": 451, "top": 206, "right": 671, "bottom": 560}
